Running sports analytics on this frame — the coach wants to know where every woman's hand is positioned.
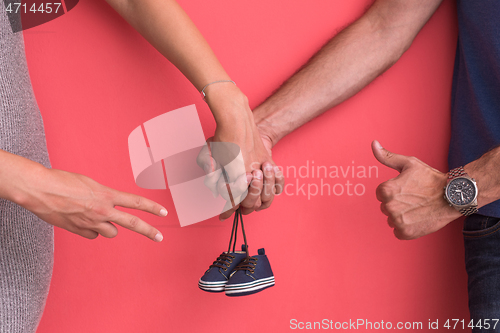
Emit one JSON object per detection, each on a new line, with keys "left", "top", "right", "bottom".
{"left": 200, "top": 83, "right": 284, "bottom": 220}
{"left": 1, "top": 150, "right": 167, "bottom": 241}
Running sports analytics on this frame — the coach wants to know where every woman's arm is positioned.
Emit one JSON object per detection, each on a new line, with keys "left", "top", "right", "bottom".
{"left": 105, "top": 0, "right": 227, "bottom": 92}
{"left": 104, "top": 0, "right": 250, "bottom": 139}
{"left": 0, "top": 149, "right": 167, "bottom": 241}
{"left": 104, "top": 0, "right": 284, "bottom": 217}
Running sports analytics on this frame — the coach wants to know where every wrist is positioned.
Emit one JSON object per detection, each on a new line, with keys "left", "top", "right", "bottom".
{"left": 204, "top": 81, "right": 251, "bottom": 125}
{"left": 0, "top": 155, "right": 48, "bottom": 208}
{"left": 253, "top": 104, "right": 288, "bottom": 149}
{"left": 463, "top": 147, "right": 500, "bottom": 209}
{"left": 464, "top": 162, "right": 491, "bottom": 209}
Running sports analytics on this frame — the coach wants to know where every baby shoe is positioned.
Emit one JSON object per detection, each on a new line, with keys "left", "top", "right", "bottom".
{"left": 225, "top": 248, "right": 275, "bottom": 296}
{"left": 198, "top": 245, "right": 247, "bottom": 292}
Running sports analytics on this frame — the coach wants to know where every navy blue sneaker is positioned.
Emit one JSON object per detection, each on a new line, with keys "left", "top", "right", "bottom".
{"left": 198, "top": 245, "right": 247, "bottom": 292}
{"left": 225, "top": 248, "right": 275, "bottom": 296}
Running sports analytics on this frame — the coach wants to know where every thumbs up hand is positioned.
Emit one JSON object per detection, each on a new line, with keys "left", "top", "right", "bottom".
{"left": 372, "top": 140, "right": 461, "bottom": 240}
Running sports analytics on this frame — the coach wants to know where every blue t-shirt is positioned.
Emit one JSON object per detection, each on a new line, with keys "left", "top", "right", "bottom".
{"left": 449, "top": 0, "right": 500, "bottom": 218}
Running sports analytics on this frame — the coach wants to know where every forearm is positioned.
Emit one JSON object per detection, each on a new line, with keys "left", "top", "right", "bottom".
{"left": 105, "top": 0, "right": 227, "bottom": 90}
{"left": 0, "top": 149, "right": 46, "bottom": 205}
{"left": 105, "top": 0, "right": 245, "bottom": 125}
{"left": 254, "top": 20, "right": 399, "bottom": 144}
{"left": 254, "top": 0, "right": 442, "bottom": 146}
{"left": 464, "top": 147, "right": 500, "bottom": 208}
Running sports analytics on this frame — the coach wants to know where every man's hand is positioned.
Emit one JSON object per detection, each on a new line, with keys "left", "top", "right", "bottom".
{"left": 213, "top": 122, "right": 284, "bottom": 219}
{"left": 197, "top": 83, "right": 284, "bottom": 220}
{"left": 198, "top": 130, "right": 284, "bottom": 220}
{"left": 372, "top": 140, "right": 461, "bottom": 240}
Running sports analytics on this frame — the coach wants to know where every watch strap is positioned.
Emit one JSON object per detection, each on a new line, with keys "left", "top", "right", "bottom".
{"left": 460, "top": 206, "right": 478, "bottom": 216}
{"left": 448, "top": 166, "right": 467, "bottom": 179}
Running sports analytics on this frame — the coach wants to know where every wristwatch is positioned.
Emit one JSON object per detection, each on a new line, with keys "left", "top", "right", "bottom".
{"left": 444, "top": 166, "right": 478, "bottom": 216}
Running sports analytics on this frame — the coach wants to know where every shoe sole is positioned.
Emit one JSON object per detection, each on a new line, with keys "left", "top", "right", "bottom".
{"left": 198, "top": 279, "right": 227, "bottom": 292}
{"left": 225, "top": 276, "right": 275, "bottom": 296}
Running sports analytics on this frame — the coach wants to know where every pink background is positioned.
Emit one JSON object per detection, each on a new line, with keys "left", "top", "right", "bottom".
{"left": 23, "top": 0, "right": 467, "bottom": 332}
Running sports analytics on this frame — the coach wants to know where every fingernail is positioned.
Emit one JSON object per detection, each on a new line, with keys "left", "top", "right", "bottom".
{"left": 246, "top": 173, "right": 253, "bottom": 184}
{"left": 220, "top": 216, "right": 227, "bottom": 221}
{"left": 374, "top": 140, "right": 383, "bottom": 149}
{"left": 264, "top": 165, "right": 273, "bottom": 171}
{"left": 154, "top": 233, "right": 163, "bottom": 242}
{"left": 255, "top": 170, "right": 263, "bottom": 180}
{"left": 274, "top": 166, "right": 281, "bottom": 174}
{"left": 160, "top": 208, "right": 168, "bottom": 217}
{"left": 211, "top": 190, "right": 218, "bottom": 198}
{"left": 204, "top": 165, "right": 211, "bottom": 174}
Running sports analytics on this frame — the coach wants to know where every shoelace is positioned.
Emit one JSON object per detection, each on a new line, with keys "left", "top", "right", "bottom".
{"left": 233, "top": 256, "right": 258, "bottom": 274}
{"left": 231, "top": 208, "right": 257, "bottom": 274}
{"left": 209, "top": 253, "right": 236, "bottom": 271}
{"left": 212, "top": 167, "right": 253, "bottom": 273}
{"left": 209, "top": 205, "right": 248, "bottom": 272}
{"left": 228, "top": 208, "right": 248, "bottom": 255}
{"left": 222, "top": 166, "right": 249, "bottom": 256}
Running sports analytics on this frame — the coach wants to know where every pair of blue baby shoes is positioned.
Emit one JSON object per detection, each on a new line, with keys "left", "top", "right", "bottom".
{"left": 199, "top": 245, "right": 275, "bottom": 296}
{"left": 198, "top": 209, "right": 275, "bottom": 296}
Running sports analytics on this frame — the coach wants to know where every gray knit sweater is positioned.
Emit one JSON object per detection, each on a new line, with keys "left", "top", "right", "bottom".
{"left": 0, "top": 5, "right": 54, "bottom": 333}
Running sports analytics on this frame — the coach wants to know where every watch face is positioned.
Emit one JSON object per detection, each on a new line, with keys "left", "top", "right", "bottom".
{"left": 446, "top": 177, "right": 477, "bottom": 206}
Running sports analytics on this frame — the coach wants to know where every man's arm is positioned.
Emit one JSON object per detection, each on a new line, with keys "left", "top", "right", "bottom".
{"left": 372, "top": 141, "right": 500, "bottom": 240}
{"left": 253, "top": 0, "right": 443, "bottom": 148}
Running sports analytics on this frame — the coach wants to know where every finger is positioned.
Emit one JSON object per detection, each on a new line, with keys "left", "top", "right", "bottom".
{"left": 387, "top": 217, "right": 395, "bottom": 228}
{"left": 380, "top": 203, "right": 389, "bottom": 216}
{"left": 196, "top": 139, "right": 216, "bottom": 171}
{"left": 199, "top": 153, "right": 220, "bottom": 176}
{"left": 242, "top": 197, "right": 262, "bottom": 215}
{"left": 274, "top": 166, "right": 285, "bottom": 195}
{"left": 112, "top": 191, "right": 168, "bottom": 217}
{"left": 375, "top": 183, "right": 385, "bottom": 202}
{"left": 78, "top": 229, "right": 99, "bottom": 239}
{"left": 229, "top": 173, "right": 251, "bottom": 201}
{"left": 219, "top": 205, "right": 239, "bottom": 221}
{"left": 240, "top": 170, "right": 263, "bottom": 215}
{"left": 217, "top": 172, "right": 250, "bottom": 202}
{"left": 220, "top": 154, "right": 245, "bottom": 183}
{"left": 108, "top": 210, "right": 163, "bottom": 242}
{"left": 376, "top": 181, "right": 393, "bottom": 202}
{"left": 261, "top": 163, "right": 275, "bottom": 207}
{"left": 200, "top": 150, "right": 226, "bottom": 197}
{"left": 246, "top": 196, "right": 262, "bottom": 214}
{"left": 256, "top": 195, "right": 272, "bottom": 212}
{"left": 197, "top": 142, "right": 221, "bottom": 182}
{"left": 66, "top": 225, "right": 99, "bottom": 240}
{"left": 218, "top": 173, "right": 251, "bottom": 221}
{"left": 393, "top": 228, "right": 408, "bottom": 240}
{"left": 371, "top": 140, "right": 410, "bottom": 173}
{"left": 204, "top": 168, "right": 222, "bottom": 197}
{"left": 93, "top": 221, "right": 119, "bottom": 238}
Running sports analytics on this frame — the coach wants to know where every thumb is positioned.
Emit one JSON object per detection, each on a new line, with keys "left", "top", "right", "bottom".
{"left": 371, "top": 140, "right": 410, "bottom": 173}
